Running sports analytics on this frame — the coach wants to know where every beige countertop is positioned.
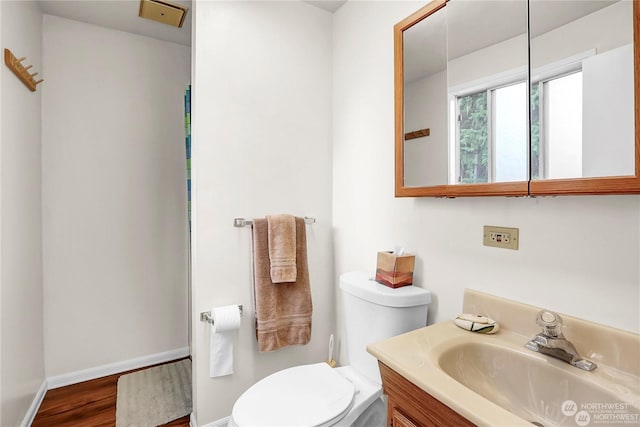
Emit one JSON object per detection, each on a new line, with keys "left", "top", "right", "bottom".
{"left": 366, "top": 290, "right": 640, "bottom": 427}
{"left": 367, "top": 321, "right": 535, "bottom": 427}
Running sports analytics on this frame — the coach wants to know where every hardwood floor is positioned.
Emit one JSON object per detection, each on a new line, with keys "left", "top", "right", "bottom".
{"left": 32, "top": 359, "right": 190, "bottom": 427}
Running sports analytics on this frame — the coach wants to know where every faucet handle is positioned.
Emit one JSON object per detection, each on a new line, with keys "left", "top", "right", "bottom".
{"left": 536, "top": 310, "right": 563, "bottom": 337}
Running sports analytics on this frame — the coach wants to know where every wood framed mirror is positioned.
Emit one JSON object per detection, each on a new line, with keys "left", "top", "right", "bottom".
{"left": 528, "top": 0, "right": 640, "bottom": 195}
{"left": 394, "top": 0, "right": 640, "bottom": 197}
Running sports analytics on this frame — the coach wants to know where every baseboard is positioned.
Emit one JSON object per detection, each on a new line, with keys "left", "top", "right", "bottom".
{"left": 199, "top": 416, "right": 230, "bottom": 427}
{"left": 47, "top": 347, "right": 190, "bottom": 389}
{"left": 20, "top": 379, "right": 47, "bottom": 427}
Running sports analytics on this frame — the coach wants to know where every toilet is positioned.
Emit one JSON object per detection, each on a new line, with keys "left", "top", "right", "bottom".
{"left": 230, "top": 271, "right": 431, "bottom": 427}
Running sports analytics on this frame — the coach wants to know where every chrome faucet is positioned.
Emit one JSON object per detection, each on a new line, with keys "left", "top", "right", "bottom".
{"left": 525, "top": 310, "right": 597, "bottom": 371}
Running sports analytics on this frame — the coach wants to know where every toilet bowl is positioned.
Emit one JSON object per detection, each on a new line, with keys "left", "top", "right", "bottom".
{"left": 229, "top": 271, "right": 431, "bottom": 427}
{"left": 230, "top": 363, "right": 382, "bottom": 427}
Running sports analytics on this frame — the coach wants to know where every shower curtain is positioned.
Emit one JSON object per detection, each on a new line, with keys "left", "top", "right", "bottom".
{"left": 184, "top": 84, "right": 193, "bottom": 348}
{"left": 184, "top": 85, "right": 191, "bottom": 232}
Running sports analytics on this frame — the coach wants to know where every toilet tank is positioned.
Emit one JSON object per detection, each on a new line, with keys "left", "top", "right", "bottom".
{"left": 340, "top": 271, "right": 431, "bottom": 384}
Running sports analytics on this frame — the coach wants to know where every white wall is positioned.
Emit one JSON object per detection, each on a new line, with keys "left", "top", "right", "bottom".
{"left": 404, "top": 70, "right": 448, "bottom": 187}
{"left": 448, "top": 34, "right": 527, "bottom": 89}
{"left": 1, "top": 2, "right": 3, "bottom": 421}
{"left": 531, "top": 1, "right": 632, "bottom": 70}
{"left": 0, "top": 1, "right": 45, "bottom": 425}
{"left": 41, "top": 15, "right": 190, "bottom": 377}
{"left": 332, "top": 0, "right": 640, "bottom": 364}
{"left": 191, "top": 1, "right": 333, "bottom": 423}
{"left": 582, "top": 44, "right": 634, "bottom": 177}
{"left": 449, "top": 1, "right": 631, "bottom": 89}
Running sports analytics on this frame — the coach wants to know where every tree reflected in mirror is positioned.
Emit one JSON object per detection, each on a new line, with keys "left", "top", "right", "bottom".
{"left": 458, "top": 92, "right": 488, "bottom": 183}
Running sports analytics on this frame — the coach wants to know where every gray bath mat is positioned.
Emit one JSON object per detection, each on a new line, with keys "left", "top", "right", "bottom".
{"left": 116, "top": 359, "right": 192, "bottom": 427}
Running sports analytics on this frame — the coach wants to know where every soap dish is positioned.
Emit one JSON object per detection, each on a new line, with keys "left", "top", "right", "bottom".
{"left": 454, "top": 313, "right": 499, "bottom": 334}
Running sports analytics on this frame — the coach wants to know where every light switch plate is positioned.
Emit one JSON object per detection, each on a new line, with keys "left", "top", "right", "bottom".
{"left": 483, "top": 225, "right": 519, "bottom": 250}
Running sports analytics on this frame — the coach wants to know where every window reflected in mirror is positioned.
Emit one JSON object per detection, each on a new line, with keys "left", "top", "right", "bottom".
{"left": 446, "top": 0, "right": 528, "bottom": 185}
{"left": 450, "top": 81, "right": 528, "bottom": 184}
{"left": 531, "top": 71, "right": 583, "bottom": 180}
{"left": 529, "top": 0, "right": 634, "bottom": 180}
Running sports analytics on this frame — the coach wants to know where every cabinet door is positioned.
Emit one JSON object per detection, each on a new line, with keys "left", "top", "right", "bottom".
{"left": 379, "top": 362, "right": 476, "bottom": 427}
{"left": 392, "top": 408, "right": 419, "bottom": 427}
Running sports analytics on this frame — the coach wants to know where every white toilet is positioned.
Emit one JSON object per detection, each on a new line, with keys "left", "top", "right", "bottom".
{"left": 229, "top": 271, "right": 431, "bottom": 427}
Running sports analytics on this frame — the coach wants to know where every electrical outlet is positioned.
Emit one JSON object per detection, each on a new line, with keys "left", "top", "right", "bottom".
{"left": 483, "top": 226, "right": 519, "bottom": 250}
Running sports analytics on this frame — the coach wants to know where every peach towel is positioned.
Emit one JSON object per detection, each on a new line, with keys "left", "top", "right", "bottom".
{"left": 266, "top": 214, "right": 297, "bottom": 283}
{"left": 253, "top": 217, "right": 312, "bottom": 352}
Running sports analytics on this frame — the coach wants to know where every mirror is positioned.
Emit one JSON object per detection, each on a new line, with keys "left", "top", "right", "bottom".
{"left": 396, "top": 0, "right": 640, "bottom": 197}
{"left": 529, "top": 0, "right": 634, "bottom": 180}
{"left": 397, "top": 0, "right": 529, "bottom": 195}
{"left": 402, "top": 5, "right": 447, "bottom": 187}
{"left": 446, "top": 0, "right": 528, "bottom": 185}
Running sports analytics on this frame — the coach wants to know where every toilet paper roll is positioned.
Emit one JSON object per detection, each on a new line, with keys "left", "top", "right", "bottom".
{"left": 210, "top": 305, "right": 241, "bottom": 378}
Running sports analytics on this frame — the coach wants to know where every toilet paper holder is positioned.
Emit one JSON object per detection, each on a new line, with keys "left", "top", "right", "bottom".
{"left": 200, "top": 305, "right": 243, "bottom": 325}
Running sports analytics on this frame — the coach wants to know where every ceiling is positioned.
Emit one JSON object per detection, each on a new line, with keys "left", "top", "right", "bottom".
{"left": 39, "top": 0, "right": 193, "bottom": 46}
{"left": 38, "top": 0, "right": 346, "bottom": 47}
{"left": 304, "top": 1, "right": 346, "bottom": 13}
{"left": 404, "top": 0, "right": 619, "bottom": 83}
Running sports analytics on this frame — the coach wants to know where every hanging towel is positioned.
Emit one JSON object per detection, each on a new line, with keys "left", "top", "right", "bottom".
{"left": 253, "top": 217, "right": 312, "bottom": 352}
{"left": 266, "top": 214, "right": 297, "bottom": 283}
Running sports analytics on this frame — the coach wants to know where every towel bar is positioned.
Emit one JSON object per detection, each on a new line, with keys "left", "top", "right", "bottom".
{"left": 233, "top": 217, "right": 316, "bottom": 227}
{"left": 200, "top": 305, "right": 243, "bottom": 324}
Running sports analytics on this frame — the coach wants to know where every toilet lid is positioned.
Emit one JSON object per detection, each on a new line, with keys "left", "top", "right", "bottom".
{"left": 232, "top": 363, "right": 356, "bottom": 427}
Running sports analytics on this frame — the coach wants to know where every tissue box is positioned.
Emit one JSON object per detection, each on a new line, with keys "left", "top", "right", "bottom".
{"left": 375, "top": 251, "right": 415, "bottom": 288}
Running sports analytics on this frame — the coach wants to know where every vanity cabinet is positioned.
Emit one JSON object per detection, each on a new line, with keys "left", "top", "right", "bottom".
{"left": 390, "top": 409, "right": 420, "bottom": 427}
{"left": 379, "top": 362, "right": 475, "bottom": 427}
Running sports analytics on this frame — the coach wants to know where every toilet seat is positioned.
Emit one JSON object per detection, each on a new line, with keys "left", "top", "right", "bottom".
{"left": 231, "top": 363, "right": 356, "bottom": 427}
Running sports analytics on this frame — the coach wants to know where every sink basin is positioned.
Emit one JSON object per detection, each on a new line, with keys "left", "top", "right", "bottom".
{"left": 367, "top": 289, "right": 640, "bottom": 427}
{"left": 439, "top": 342, "right": 638, "bottom": 426}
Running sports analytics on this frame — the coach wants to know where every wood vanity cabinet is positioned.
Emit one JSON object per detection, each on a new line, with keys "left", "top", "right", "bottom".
{"left": 378, "top": 362, "right": 476, "bottom": 427}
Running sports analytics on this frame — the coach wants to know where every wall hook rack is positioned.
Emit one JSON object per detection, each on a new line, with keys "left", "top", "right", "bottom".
{"left": 404, "top": 128, "right": 430, "bottom": 141}
{"left": 4, "top": 48, "right": 43, "bottom": 92}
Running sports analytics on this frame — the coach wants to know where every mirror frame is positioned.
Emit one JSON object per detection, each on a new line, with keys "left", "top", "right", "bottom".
{"left": 394, "top": 0, "right": 640, "bottom": 197}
